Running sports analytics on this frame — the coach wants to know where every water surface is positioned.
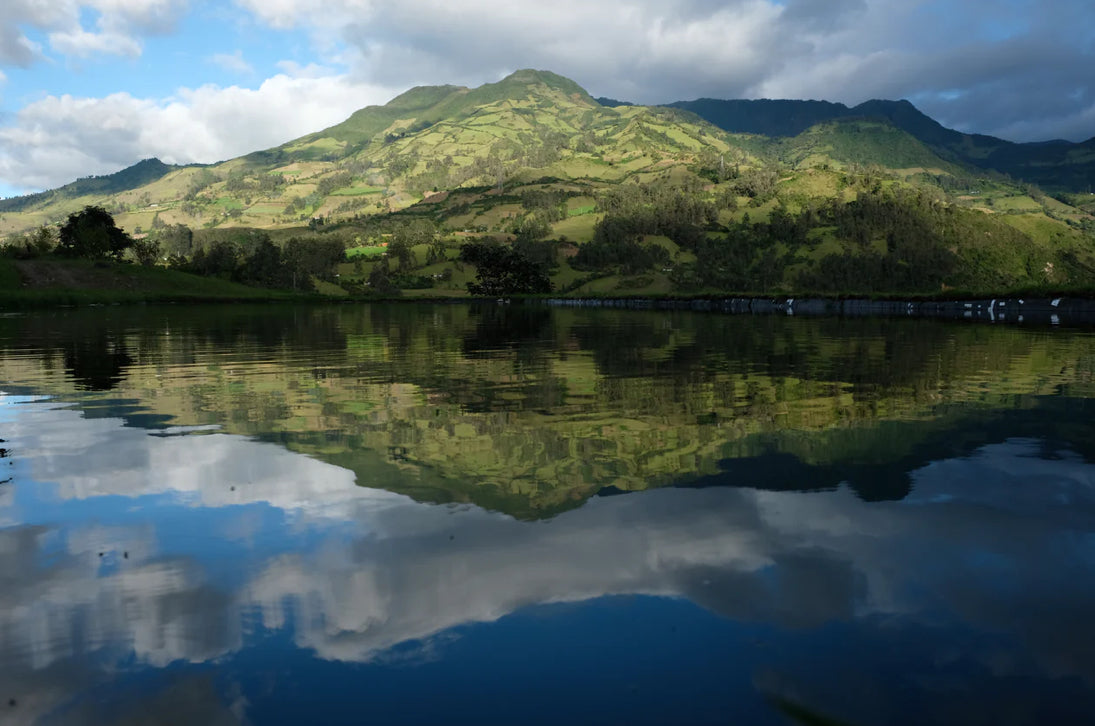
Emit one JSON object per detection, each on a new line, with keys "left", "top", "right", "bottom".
{"left": 1, "top": 304, "right": 1093, "bottom": 725}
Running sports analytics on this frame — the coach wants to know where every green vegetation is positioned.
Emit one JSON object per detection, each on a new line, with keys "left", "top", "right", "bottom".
{"left": 0, "top": 258, "right": 304, "bottom": 308}
{"left": 346, "top": 245, "right": 388, "bottom": 259}
{"left": 0, "top": 206, "right": 340, "bottom": 307}
{"left": 1, "top": 70, "right": 1093, "bottom": 301}
{"left": 0, "top": 258, "right": 20, "bottom": 289}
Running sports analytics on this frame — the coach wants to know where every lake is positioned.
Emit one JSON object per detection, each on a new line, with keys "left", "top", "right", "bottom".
{"left": 1, "top": 303, "right": 1093, "bottom": 725}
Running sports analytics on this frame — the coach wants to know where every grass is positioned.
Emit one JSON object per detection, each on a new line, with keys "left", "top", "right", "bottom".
{"left": 549, "top": 266, "right": 587, "bottom": 290}
{"left": 991, "top": 195, "right": 1042, "bottom": 212}
{"left": 0, "top": 258, "right": 21, "bottom": 289}
{"left": 0, "top": 257, "right": 310, "bottom": 309}
{"left": 346, "top": 246, "right": 388, "bottom": 259}
{"left": 1001, "top": 212, "right": 1076, "bottom": 239}
{"left": 12, "top": 252, "right": 1087, "bottom": 310}
{"left": 574, "top": 275, "right": 623, "bottom": 294}
{"left": 330, "top": 186, "right": 385, "bottom": 197}
{"left": 552, "top": 213, "right": 601, "bottom": 242}
{"left": 313, "top": 279, "right": 349, "bottom": 296}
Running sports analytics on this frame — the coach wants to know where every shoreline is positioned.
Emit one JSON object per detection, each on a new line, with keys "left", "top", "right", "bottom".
{"left": 4, "top": 278, "right": 1095, "bottom": 326}
{"left": 536, "top": 296, "right": 1095, "bottom": 326}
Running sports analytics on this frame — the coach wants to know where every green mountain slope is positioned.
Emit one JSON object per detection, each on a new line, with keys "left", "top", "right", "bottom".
{"left": 769, "top": 119, "right": 965, "bottom": 173}
{"left": 1, "top": 69, "right": 754, "bottom": 237}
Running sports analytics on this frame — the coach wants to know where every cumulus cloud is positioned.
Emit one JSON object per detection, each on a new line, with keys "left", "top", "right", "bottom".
{"left": 49, "top": 27, "right": 143, "bottom": 59}
{"left": 0, "top": 73, "right": 396, "bottom": 192}
{"left": 0, "top": 0, "right": 189, "bottom": 65}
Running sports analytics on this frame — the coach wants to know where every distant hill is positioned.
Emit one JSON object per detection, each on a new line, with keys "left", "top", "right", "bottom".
{"left": 0, "top": 158, "right": 180, "bottom": 213}
{"left": 670, "top": 98, "right": 1095, "bottom": 191}
{"left": 771, "top": 118, "right": 965, "bottom": 174}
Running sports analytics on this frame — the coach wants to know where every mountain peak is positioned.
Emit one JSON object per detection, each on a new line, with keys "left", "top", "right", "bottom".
{"left": 494, "top": 69, "right": 592, "bottom": 98}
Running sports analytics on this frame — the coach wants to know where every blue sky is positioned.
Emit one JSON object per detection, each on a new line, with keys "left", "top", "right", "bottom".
{"left": 1, "top": 0, "right": 1093, "bottom": 198}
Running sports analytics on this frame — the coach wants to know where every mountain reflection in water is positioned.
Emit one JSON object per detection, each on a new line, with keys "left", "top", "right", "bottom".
{"left": 0, "top": 304, "right": 1094, "bottom": 725}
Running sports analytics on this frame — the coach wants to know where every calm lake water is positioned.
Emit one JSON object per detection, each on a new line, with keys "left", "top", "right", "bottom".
{"left": 1, "top": 304, "right": 1093, "bottom": 726}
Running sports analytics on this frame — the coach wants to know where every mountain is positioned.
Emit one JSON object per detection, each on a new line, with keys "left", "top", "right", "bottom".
{"left": 1, "top": 70, "right": 1094, "bottom": 297}
{"left": 1, "top": 69, "right": 759, "bottom": 236}
{"left": 669, "top": 98, "right": 1095, "bottom": 192}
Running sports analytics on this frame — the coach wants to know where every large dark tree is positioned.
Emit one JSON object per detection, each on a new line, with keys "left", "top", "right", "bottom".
{"left": 237, "top": 238, "right": 292, "bottom": 289}
{"left": 460, "top": 240, "right": 552, "bottom": 296}
{"left": 283, "top": 237, "right": 345, "bottom": 291}
{"left": 57, "top": 206, "right": 132, "bottom": 260}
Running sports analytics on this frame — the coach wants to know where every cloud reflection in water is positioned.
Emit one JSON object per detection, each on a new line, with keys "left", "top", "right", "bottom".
{"left": 1, "top": 396, "right": 1093, "bottom": 724}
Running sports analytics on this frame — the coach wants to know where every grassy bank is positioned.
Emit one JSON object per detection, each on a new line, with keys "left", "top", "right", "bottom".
{"left": 0, "top": 258, "right": 312, "bottom": 309}
{"left": 3, "top": 257, "right": 1093, "bottom": 312}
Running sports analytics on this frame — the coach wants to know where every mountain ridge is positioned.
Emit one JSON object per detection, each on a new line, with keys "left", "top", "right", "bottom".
{"left": 1, "top": 68, "right": 1093, "bottom": 300}
{"left": 3, "top": 69, "right": 1092, "bottom": 210}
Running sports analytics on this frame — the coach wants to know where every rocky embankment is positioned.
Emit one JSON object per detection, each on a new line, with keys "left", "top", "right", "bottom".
{"left": 540, "top": 297, "right": 1095, "bottom": 326}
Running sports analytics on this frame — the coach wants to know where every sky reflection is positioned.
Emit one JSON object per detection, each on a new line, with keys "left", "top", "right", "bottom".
{"left": 2, "top": 392, "right": 1094, "bottom": 724}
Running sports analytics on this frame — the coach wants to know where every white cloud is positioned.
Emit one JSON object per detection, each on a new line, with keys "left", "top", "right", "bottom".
{"left": 0, "top": 0, "right": 189, "bottom": 67}
{"left": 48, "top": 27, "right": 143, "bottom": 58}
{"left": 0, "top": 73, "right": 397, "bottom": 192}
{"left": 89, "top": 0, "right": 190, "bottom": 34}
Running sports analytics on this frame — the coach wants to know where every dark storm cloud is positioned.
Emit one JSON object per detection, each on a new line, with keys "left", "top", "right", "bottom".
{"left": 293, "top": 0, "right": 1095, "bottom": 141}
{"left": 781, "top": 0, "right": 868, "bottom": 32}
{"left": 911, "top": 37, "right": 1095, "bottom": 141}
